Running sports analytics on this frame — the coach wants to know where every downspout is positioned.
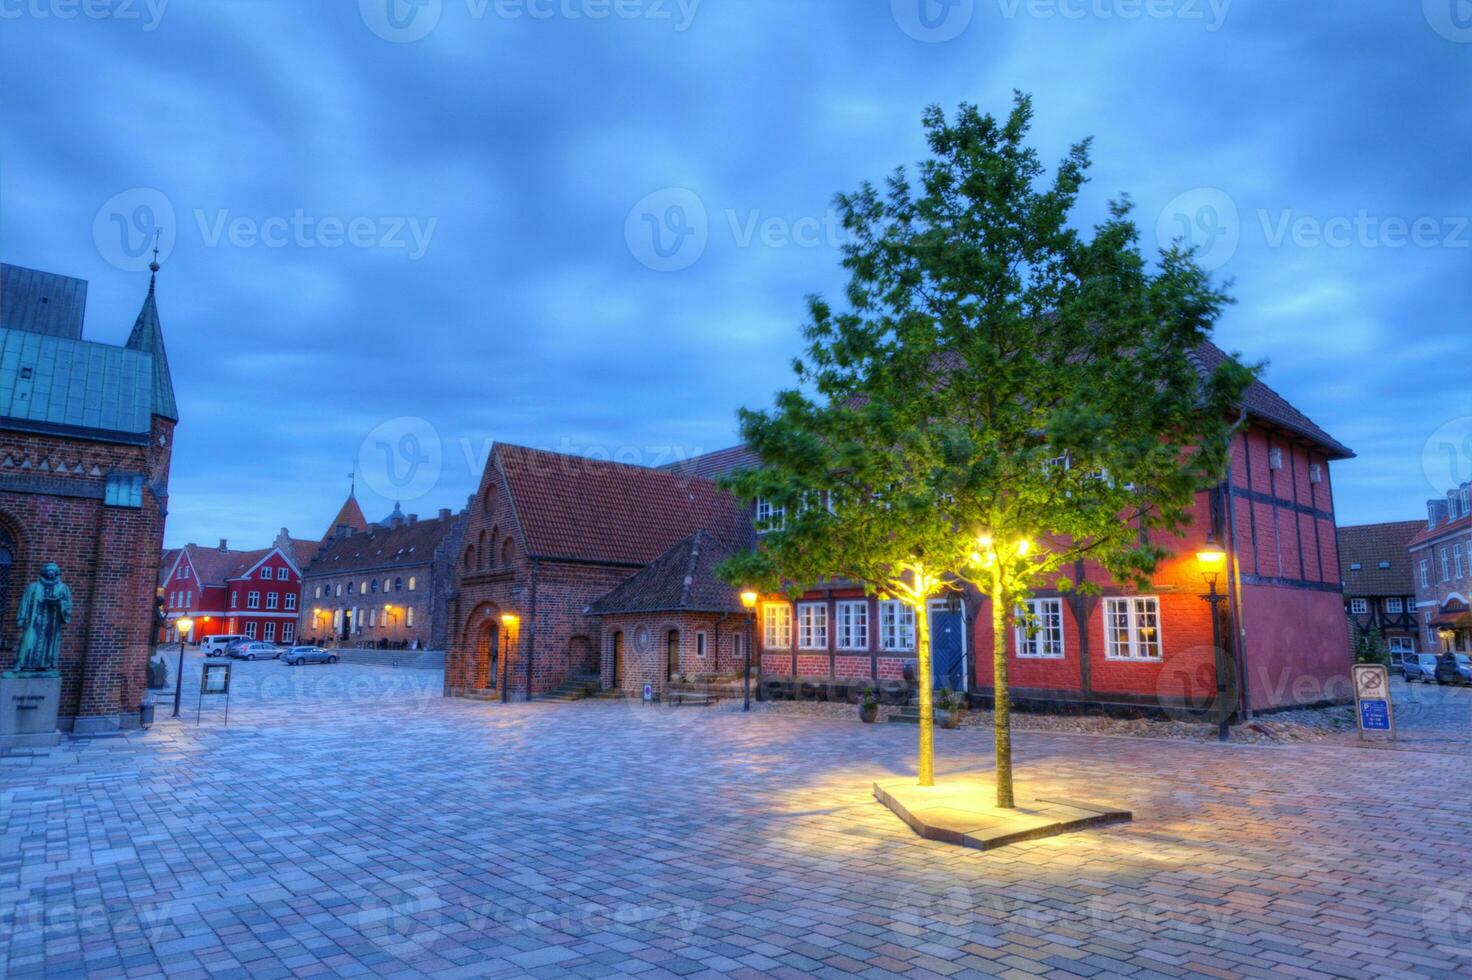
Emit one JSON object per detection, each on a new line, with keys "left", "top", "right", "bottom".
{"left": 1225, "top": 408, "right": 1252, "bottom": 720}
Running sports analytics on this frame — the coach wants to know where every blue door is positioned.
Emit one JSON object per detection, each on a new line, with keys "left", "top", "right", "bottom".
{"left": 929, "top": 605, "right": 966, "bottom": 692}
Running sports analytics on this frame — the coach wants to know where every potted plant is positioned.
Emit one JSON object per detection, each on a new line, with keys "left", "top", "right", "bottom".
{"left": 935, "top": 687, "right": 963, "bottom": 729}
{"left": 858, "top": 687, "right": 879, "bottom": 723}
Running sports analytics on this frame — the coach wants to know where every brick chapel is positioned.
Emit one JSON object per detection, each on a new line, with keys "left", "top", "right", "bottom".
{"left": 0, "top": 260, "right": 177, "bottom": 732}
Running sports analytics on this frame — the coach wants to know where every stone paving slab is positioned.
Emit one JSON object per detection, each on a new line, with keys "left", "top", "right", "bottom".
{"left": 873, "top": 779, "right": 1131, "bottom": 849}
{"left": 2, "top": 654, "right": 1471, "bottom": 977}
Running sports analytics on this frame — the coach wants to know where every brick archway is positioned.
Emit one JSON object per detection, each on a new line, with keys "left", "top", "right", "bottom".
{"left": 461, "top": 602, "right": 504, "bottom": 691}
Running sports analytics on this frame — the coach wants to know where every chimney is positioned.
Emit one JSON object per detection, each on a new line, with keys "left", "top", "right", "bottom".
{"left": 218, "top": 539, "right": 228, "bottom": 551}
{"left": 438, "top": 508, "right": 451, "bottom": 521}
{"left": 407, "top": 514, "right": 418, "bottom": 525}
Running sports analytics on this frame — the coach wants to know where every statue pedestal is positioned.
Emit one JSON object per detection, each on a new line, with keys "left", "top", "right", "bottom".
{"left": 1, "top": 673, "right": 62, "bottom": 748}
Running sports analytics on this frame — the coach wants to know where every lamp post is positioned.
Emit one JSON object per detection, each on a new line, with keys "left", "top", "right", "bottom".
{"left": 172, "top": 616, "right": 194, "bottom": 719}
{"left": 740, "top": 590, "right": 758, "bottom": 711}
{"left": 500, "top": 613, "right": 519, "bottom": 703}
{"left": 1196, "top": 537, "right": 1231, "bottom": 741}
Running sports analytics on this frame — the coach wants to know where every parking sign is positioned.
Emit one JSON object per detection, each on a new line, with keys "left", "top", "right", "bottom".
{"left": 1351, "top": 664, "right": 1394, "bottom": 738}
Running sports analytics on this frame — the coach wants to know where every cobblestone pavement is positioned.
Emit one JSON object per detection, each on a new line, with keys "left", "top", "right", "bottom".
{"left": 3, "top": 654, "right": 1471, "bottom": 978}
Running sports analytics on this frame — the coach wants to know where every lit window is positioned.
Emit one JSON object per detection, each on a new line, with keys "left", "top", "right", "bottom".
{"left": 763, "top": 604, "right": 792, "bottom": 648}
{"left": 405, "top": 606, "right": 415, "bottom": 627}
{"left": 836, "top": 601, "right": 869, "bottom": 650}
{"left": 1016, "top": 598, "right": 1065, "bottom": 659}
{"left": 408, "top": 577, "right": 417, "bottom": 591}
{"left": 1103, "top": 597, "right": 1162, "bottom": 661}
{"left": 797, "top": 603, "right": 828, "bottom": 649}
{"left": 879, "top": 600, "right": 915, "bottom": 652}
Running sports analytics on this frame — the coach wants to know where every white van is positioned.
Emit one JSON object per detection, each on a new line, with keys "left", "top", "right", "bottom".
{"left": 202, "top": 634, "right": 246, "bottom": 655}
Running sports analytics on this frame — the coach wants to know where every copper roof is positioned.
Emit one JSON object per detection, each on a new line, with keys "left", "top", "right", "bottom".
{"left": 496, "top": 443, "right": 754, "bottom": 566}
{"left": 1337, "top": 521, "right": 1423, "bottom": 596}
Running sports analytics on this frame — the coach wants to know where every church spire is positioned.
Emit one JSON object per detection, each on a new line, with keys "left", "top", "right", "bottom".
{"left": 125, "top": 239, "right": 179, "bottom": 422}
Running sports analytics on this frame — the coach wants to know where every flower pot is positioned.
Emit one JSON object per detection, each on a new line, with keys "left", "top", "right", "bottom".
{"left": 936, "top": 708, "right": 962, "bottom": 730}
{"left": 859, "top": 702, "right": 879, "bottom": 724}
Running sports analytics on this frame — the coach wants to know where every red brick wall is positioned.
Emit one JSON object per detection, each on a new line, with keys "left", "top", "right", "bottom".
{"left": 599, "top": 611, "right": 744, "bottom": 697}
{"left": 1241, "top": 584, "right": 1353, "bottom": 709}
{"left": 0, "top": 418, "right": 172, "bottom": 726}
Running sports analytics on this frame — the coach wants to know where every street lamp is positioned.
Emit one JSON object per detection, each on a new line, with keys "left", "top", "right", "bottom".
{"left": 500, "top": 613, "right": 519, "bottom": 703}
{"left": 1196, "top": 537, "right": 1231, "bottom": 740}
{"left": 740, "top": 590, "right": 758, "bottom": 711}
{"left": 172, "top": 616, "right": 194, "bottom": 718}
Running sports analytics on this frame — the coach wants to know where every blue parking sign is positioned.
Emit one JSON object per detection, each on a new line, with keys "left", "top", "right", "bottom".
{"left": 1358, "top": 698, "right": 1390, "bottom": 731}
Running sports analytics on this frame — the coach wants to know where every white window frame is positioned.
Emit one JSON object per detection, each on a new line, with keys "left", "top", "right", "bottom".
{"left": 281, "top": 622, "right": 295, "bottom": 644}
{"left": 1015, "top": 598, "right": 1065, "bottom": 659}
{"left": 263, "top": 622, "right": 276, "bottom": 642}
{"left": 836, "top": 600, "right": 869, "bottom": 651}
{"left": 1385, "top": 598, "right": 1403, "bottom": 614}
{"left": 1103, "top": 596, "right": 1163, "bottom": 661}
{"left": 1389, "top": 636, "right": 1415, "bottom": 655}
{"left": 1421, "top": 559, "right": 1431, "bottom": 589}
{"left": 260, "top": 567, "right": 273, "bottom": 581}
{"left": 1441, "top": 548, "right": 1452, "bottom": 582}
{"left": 796, "top": 602, "right": 828, "bottom": 650}
{"left": 230, "top": 593, "right": 238, "bottom": 609}
{"left": 244, "top": 622, "right": 257, "bottom": 639}
{"left": 755, "top": 497, "right": 786, "bottom": 533}
{"left": 1455, "top": 544, "right": 1466, "bottom": 580}
{"left": 265, "top": 592, "right": 279, "bottom": 610}
{"left": 762, "top": 604, "right": 792, "bottom": 649}
{"left": 879, "top": 600, "right": 916, "bottom": 652}
{"left": 1350, "top": 598, "right": 1368, "bottom": 615}
{"left": 284, "top": 593, "right": 297, "bottom": 611}
{"left": 405, "top": 606, "right": 415, "bottom": 627}
{"left": 247, "top": 591, "right": 260, "bottom": 610}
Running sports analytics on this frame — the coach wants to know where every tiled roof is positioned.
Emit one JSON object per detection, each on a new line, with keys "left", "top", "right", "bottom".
{"left": 1337, "top": 521, "right": 1423, "bottom": 596}
{"left": 672, "top": 341, "right": 1354, "bottom": 480}
{"left": 159, "top": 548, "right": 182, "bottom": 587}
{"left": 1, "top": 263, "right": 87, "bottom": 339}
{"left": 307, "top": 511, "right": 460, "bottom": 576}
{"left": 590, "top": 530, "right": 744, "bottom": 615}
{"left": 1408, "top": 511, "right": 1472, "bottom": 550}
{"left": 323, "top": 494, "right": 369, "bottom": 539}
{"left": 289, "top": 538, "right": 320, "bottom": 568}
{"left": 181, "top": 544, "right": 254, "bottom": 587}
{"left": 1193, "top": 341, "right": 1352, "bottom": 459}
{"left": 497, "top": 444, "right": 754, "bottom": 566}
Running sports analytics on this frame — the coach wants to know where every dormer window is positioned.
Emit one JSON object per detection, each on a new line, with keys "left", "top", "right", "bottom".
{"left": 1349, "top": 563, "right": 1362, "bottom": 571}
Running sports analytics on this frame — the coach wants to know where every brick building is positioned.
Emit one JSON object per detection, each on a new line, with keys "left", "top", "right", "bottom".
{"left": 159, "top": 529, "right": 316, "bottom": 645}
{"left": 1409, "top": 481, "right": 1472, "bottom": 654}
{"left": 444, "top": 444, "right": 751, "bottom": 700}
{"left": 1337, "top": 521, "right": 1424, "bottom": 657}
{"left": 0, "top": 260, "right": 177, "bottom": 732}
{"left": 298, "top": 499, "right": 464, "bottom": 650}
{"left": 677, "top": 342, "right": 1357, "bottom": 718}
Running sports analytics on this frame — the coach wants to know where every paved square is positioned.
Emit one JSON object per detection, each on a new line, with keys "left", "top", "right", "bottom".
{"left": 3, "top": 655, "right": 1471, "bottom": 978}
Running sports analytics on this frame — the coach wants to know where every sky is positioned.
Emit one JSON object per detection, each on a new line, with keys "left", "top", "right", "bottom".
{"left": 1, "top": 0, "right": 1469, "bottom": 549}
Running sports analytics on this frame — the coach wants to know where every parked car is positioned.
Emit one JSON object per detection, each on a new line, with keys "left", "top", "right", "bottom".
{"left": 282, "top": 646, "right": 338, "bottom": 666}
{"left": 1435, "top": 652, "right": 1472, "bottom": 686}
{"left": 202, "top": 634, "right": 246, "bottom": 656}
{"left": 230, "top": 642, "right": 279, "bottom": 661}
{"left": 1404, "top": 653, "right": 1440, "bottom": 684}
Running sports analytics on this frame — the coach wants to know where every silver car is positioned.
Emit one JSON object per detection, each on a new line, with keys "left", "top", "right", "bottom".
{"left": 1404, "top": 653, "right": 1439, "bottom": 683}
{"left": 282, "top": 646, "right": 339, "bottom": 666}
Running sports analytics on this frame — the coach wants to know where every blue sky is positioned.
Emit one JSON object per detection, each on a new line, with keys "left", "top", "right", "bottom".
{"left": 2, "top": 1, "right": 1469, "bottom": 548}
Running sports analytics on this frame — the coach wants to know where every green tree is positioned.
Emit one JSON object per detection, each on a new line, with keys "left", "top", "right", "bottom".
{"left": 1353, "top": 628, "right": 1389, "bottom": 666}
{"left": 719, "top": 94, "right": 1254, "bottom": 807}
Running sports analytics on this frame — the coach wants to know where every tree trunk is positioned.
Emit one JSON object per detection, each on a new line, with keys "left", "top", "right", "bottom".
{"left": 914, "top": 598, "right": 934, "bottom": 787}
{"left": 991, "top": 569, "right": 1015, "bottom": 808}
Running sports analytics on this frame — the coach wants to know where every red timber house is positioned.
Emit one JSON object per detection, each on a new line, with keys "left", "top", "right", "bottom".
{"left": 160, "top": 529, "right": 316, "bottom": 645}
{"left": 675, "top": 342, "right": 1357, "bottom": 719}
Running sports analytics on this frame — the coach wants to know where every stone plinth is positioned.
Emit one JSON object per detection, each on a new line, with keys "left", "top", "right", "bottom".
{"left": 1, "top": 673, "right": 62, "bottom": 748}
{"left": 874, "top": 777, "right": 1131, "bottom": 850}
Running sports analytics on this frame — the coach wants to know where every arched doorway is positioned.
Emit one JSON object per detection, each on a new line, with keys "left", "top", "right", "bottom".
{"left": 612, "top": 631, "right": 625, "bottom": 687}
{"left": 666, "top": 629, "right": 680, "bottom": 681}
{"left": 481, "top": 621, "right": 500, "bottom": 689}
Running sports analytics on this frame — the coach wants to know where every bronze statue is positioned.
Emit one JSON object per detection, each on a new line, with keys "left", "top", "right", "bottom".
{"left": 14, "top": 563, "right": 71, "bottom": 674}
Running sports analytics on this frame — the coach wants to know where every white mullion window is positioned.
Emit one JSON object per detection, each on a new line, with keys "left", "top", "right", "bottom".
{"left": 1015, "top": 598, "right": 1065, "bottom": 659}
{"left": 879, "top": 600, "right": 916, "bottom": 652}
{"left": 1103, "top": 597, "right": 1163, "bottom": 661}
{"left": 836, "top": 601, "right": 869, "bottom": 651}
{"left": 755, "top": 497, "right": 786, "bottom": 533}
{"left": 763, "top": 604, "right": 792, "bottom": 649}
{"left": 797, "top": 603, "right": 828, "bottom": 650}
